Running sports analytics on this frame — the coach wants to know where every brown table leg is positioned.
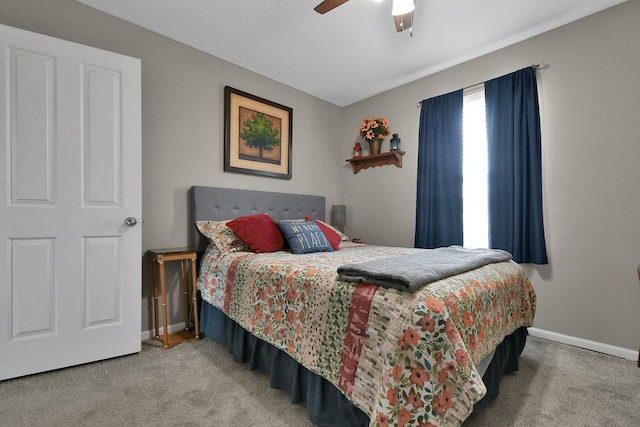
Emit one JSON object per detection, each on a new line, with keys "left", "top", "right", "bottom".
{"left": 152, "top": 257, "right": 160, "bottom": 339}
{"left": 190, "top": 256, "right": 200, "bottom": 338}
{"left": 182, "top": 259, "right": 189, "bottom": 330}
{"left": 158, "top": 260, "right": 169, "bottom": 348}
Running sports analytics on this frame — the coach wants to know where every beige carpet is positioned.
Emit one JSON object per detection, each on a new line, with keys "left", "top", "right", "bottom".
{"left": 0, "top": 336, "right": 638, "bottom": 426}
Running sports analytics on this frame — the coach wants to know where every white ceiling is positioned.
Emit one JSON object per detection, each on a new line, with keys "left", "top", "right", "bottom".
{"left": 75, "top": 0, "right": 626, "bottom": 107}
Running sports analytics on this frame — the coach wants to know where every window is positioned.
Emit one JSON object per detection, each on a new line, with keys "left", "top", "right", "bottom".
{"left": 462, "top": 85, "right": 488, "bottom": 248}
{"left": 416, "top": 67, "right": 546, "bottom": 263}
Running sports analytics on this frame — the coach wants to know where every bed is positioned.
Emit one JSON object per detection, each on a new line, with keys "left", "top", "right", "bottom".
{"left": 189, "top": 185, "right": 536, "bottom": 427}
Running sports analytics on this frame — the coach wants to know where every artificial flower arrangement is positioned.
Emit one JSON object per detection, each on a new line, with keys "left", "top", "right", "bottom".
{"left": 359, "top": 117, "right": 391, "bottom": 141}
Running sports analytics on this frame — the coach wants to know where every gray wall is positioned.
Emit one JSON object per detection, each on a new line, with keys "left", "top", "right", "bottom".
{"left": 340, "top": 1, "right": 640, "bottom": 353}
{"left": 2, "top": 0, "right": 639, "bottom": 353}
{"left": 0, "top": 0, "right": 345, "bottom": 334}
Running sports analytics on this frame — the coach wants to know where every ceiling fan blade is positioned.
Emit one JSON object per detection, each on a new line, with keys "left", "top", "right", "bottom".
{"left": 314, "top": 0, "right": 350, "bottom": 14}
{"left": 393, "top": 11, "right": 413, "bottom": 32}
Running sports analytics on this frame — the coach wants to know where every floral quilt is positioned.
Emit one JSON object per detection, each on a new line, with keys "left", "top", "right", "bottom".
{"left": 197, "top": 242, "right": 536, "bottom": 427}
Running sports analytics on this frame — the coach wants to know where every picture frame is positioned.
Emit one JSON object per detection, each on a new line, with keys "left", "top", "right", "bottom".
{"left": 224, "top": 86, "right": 293, "bottom": 179}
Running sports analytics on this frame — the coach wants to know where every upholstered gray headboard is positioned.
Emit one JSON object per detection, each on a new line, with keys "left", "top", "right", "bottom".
{"left": 189, "top": 186, "right": 326, "bottom": 252}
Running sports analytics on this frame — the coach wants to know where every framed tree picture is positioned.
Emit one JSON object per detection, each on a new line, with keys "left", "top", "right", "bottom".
{"left": 224, "top": 86, "right": 293, "bottom": 179}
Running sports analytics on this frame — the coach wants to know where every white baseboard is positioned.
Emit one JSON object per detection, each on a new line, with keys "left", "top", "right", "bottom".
{"left": 141, "top": 322, "right": 188, "bottom": 341}
{"left": 528, "top": 327, "right": 638, "bottom": 361}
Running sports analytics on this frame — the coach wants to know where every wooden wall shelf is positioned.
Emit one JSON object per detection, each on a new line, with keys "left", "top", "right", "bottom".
{"left": 346, "top": 150, "right": 405, "bottom": 174}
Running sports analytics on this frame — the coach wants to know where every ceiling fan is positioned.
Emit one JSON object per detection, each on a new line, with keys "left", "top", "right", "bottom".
{"left": 314, "top": 0, "right": 415, "bottom": 35}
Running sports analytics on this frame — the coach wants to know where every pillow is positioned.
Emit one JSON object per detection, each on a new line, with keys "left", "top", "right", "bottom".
{"left": 227, "top": 213, "right": 285, "bottom": 253}
{"left": 304, "top": 216, "right": 341, "bottom": 250}
{"left": 306, "top": 217, "right": 350, "bottom": 242}
{"left": 277, "top": 219, "right": 333, "bottom": 254}
{"left": 196, "top": 220, "right": 250, "bottom": 254}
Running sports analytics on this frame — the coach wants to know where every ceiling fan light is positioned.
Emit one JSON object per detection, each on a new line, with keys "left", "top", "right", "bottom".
{"left": 391, "top": 0, "right": 415, "bottom": 16}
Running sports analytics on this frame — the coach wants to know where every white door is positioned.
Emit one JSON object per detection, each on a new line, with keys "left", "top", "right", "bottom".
{"left": 0, "top": 24, "right": 142, "bottom": 380}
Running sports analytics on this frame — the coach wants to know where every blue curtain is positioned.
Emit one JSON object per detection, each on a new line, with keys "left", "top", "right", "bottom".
{"left": 415, "top": 90, "right": 464, "bottom": 248}
{"left": 485, "top": 67, "right": 548, "bottom": 264}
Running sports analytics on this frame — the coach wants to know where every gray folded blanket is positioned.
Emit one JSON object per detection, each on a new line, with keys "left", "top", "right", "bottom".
{"left": 337, "top": 246, "right": 512, "bottom": 292}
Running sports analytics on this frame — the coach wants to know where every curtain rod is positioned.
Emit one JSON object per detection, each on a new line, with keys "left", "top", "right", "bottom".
{"left": 416, "top": 63, "right": 545, "bottom": 108}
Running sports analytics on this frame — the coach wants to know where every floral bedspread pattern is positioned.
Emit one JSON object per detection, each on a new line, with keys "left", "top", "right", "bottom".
{"left": 197, "top": 243, "right": 536, "bottom": 427}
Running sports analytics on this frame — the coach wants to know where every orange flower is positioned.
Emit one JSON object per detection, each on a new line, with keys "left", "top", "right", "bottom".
{"left": 455, "top": 348, "right": 470, "bottom": 366}
{"left": 286, "top": 286, "right": 298, "bottom": 302}
{"left": 424, "top": 296, "right": 444, "bottom": 313}
{"left": 409, "top": 366, "right": 429, "bottom": 388}
{"left": 399, "top": 327, "right": 420, "bottom": 349}
{"left": 274, "top": 309, "right": 283, "bottom": 322}
{"left": 268, "top": 265, "right": 280, "bottom": 274}
{"left": 407, "top": 390, "right": 424, "bottom": 409}
{"left": 463, "top": 310, "right": 472, "bottom": 327}
{"left": 417, "top": 314, "right": 436, "bottom": 333}
{"left": 447, "top": 300, "right": 458, "bottom": 316}
{"left": 359, "top": 117, "right": 391, "bottom": 141}
{"left": 444, "top": 319, "right": 461, "bottom": 343}
{"left": 469, "top": 334, "right": 478, "bottom": 352}
{"left": 397, "top": 407, "right": 412, "bottom": 427}
{"left": 375, "top": 413, "right": 390, "bottom": 427}
{"left": 468, "top": 333, "right": 477, "bottom": 352}
{"left": 386, "top": 387, "right": 398, "bottom": 406}
{"left": 441, "top": 389, "right": 454, "bottom": 409}
{"left": 392, "top": 363, "right": 403, "bottom": 382}
{"left": 432, "top": 389, "right": 454, "bottom": 414}
{"left": 478, "top": 327, "right": 486, "bottom": 342}
{"left": 445, "top": 361, "right": 456, "bottom": 375}
{"left": 437, "top": 368, "right": 448, "bottom": 384}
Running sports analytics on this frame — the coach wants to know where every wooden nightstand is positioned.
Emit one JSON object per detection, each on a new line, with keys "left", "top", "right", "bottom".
{"left": 149, "top": 247, "right": 201, "bottom": 349}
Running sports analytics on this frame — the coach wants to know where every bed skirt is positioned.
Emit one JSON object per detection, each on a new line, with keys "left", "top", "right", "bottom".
{"left": 200, "top": 302, "right": 528, "bottom": 426}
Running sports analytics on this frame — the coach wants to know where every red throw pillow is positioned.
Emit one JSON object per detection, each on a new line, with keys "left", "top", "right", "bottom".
{"left": 305, "top": 216, "right": 341, "bottom": 250}
{"left": 227, "top": 213, "right": 284, "bottom": 253}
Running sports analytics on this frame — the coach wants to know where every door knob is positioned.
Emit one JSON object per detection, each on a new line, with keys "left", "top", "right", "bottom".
{"left": 124, "top": 217, "right": 138, "bottom": 227}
